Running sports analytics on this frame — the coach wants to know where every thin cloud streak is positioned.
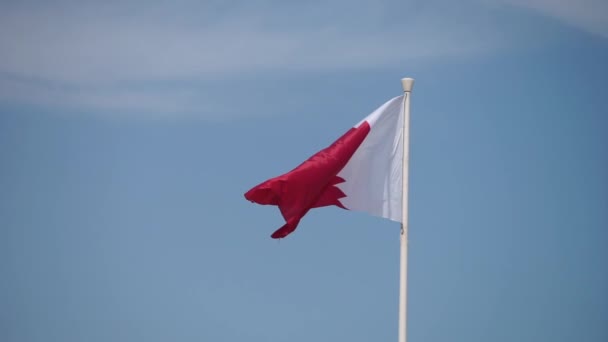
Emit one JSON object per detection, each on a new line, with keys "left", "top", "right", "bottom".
{"left": 0, "top": 76, "right": 214, "bottom": 118}
{"left": 0, "top": 2, "right": 502, "bottom": 85}
{"left": 496, "top": 0, "right": 608, "bottom": 38}
{"left": 0, "top": 0, "right": 604, "bottom": 116}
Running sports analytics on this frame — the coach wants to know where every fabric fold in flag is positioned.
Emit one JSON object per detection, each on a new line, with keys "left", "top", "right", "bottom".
{"left": 245, "top": 95, "right": 405, "bottom": 238}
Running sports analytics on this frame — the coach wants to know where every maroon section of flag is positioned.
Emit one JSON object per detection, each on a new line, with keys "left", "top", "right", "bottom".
{"left": 245, "top": 95, "right": 404, "bottom": 239}
{"left": 244, "top": 122, "right": 371, "bottom": 238}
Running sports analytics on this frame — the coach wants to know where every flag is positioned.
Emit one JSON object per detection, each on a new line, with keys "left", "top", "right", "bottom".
{"left": 245, "top": 95, "right": 405, "bottom": 238}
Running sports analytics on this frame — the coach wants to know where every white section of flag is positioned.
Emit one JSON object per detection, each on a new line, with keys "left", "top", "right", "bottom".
{"left": 338, "top": 95, "right": 404, "bottom": 222}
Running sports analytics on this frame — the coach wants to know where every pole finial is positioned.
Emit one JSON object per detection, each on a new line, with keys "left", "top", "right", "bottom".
{"left": 401, "top": 78, "right": 415, "bottom": 93}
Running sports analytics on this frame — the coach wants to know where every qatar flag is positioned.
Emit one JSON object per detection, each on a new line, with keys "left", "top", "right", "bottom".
{"left": 245, "top": 95, "right": 405, "bottom": 238}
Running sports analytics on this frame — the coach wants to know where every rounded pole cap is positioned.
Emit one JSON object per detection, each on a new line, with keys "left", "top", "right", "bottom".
{"left": 401, "top": 78, "right": 415, "bottom": 92}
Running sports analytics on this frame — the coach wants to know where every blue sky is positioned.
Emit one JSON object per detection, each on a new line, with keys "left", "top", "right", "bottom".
{"left": 1, "top": 1, "right": 607, "bottom": 341}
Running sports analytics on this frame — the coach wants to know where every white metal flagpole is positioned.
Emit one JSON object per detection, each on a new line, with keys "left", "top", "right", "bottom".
{"left": 399, "top": 78, "right": 414, "bottom": 342}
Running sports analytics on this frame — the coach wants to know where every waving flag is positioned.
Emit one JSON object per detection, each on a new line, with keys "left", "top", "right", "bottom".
{"left": 245, "top": 95, "right": 405, "bottom": 238}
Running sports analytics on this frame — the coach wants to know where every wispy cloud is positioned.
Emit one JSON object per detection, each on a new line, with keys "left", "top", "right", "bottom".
{"left": 495, "top": 0, "right": 608, "bottom": 38}
{"left": 0, "top": 1, "right": 501, "bottom": 84}
{"left": 0, "top": 75, "right": 219, "bottom": 119}
{"left": 0, "top": 0, "right": 605, "bottom": 117}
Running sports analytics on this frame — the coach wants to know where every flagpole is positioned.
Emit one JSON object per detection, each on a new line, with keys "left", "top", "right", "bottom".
{"left": 399, "top": 77, "right": 414, "bottom": 342}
